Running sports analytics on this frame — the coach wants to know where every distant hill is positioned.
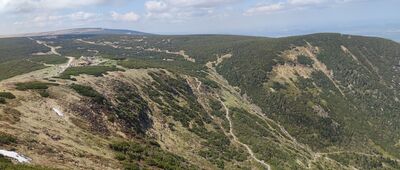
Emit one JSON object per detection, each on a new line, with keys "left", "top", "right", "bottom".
{"left": 0, "top": 28, "right": 150, "bottom": 38}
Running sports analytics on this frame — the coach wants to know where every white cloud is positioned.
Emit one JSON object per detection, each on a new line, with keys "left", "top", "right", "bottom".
{"left": 144, "top": 0, "right": 239, "bottom": 21}
{"left": 0, "top": 0, "right": 111, "bottom": 13}
{"left": 68, "top": 11, "right": 99, "bottom": 21}
{"left": 111, "top": 11, "right": 140, "bottom": 22}
{"left": 165, "top": 0, "right": 240, "bottom": 8}
{"left": 244, "top": 3, "right": 284, "bottom": 16}
{"left": 13, "top": 11, "right": 100, "bottom": 27}
{"left": 244, "top": 0, "right": 356, "bottom": 16}
{"left": 145, "top": 1, "right": 168, "bottom": 12}
{"left": 288, "top": 0, "right": 324, "bottom": 5}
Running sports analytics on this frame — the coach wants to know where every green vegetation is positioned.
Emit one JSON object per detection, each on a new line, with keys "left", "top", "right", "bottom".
{"left": 110, "top": 140, "right": 196, "bottom": 170}
{"left": 297, "top": 55, "right": 314, "bottom": 66}
{"left": 0, "top": 92, "right": 16, "bottom": 105}
{"left": 15, "top": 81, "right": 58, "bottom": 91}
{"left": 113, "top": 82, "right": 151, "bottom": 134}
{"left": 0, "top": 37, "right": 50, "bottom": 80}
{"left": 15, "top": 81, "right": 58, "bottom": 98}
{"left": 0, "top": 98, "right": 5, "bottom": 104}
{"left": 194, "top": 126, "right": 248, "bottom": 168}
{"left": 30, "top": 55, "right": 68, "bottom": 65}
{"left": 142, "top": 72, "right": 248, "bottom": 168}
{"left": 0, "top": 133, "right": 16, "bottom": 145}
{"left": 0, "top": 92, "right": 15, "bottom": 99}
{"left": 119, "top": 58, "right": 205, "bottom": 77}
{"left": 0, "top": 156, "right": 56, "bottom": 170}
{"left": 70, "top": 84, "right": 105, "bottom": 104}
{"left": 209, "top": 33, "right": 400, "bottom": 161}
{"left": 60, "top": 66, "right": 121, "bottom": 79}
{"left": 37, "top": 90, "right": 50, "bottom": 98}
{"left": 209, "top": 99, "right": 225, "bottom": 118}
{"left": 230, "top": 107, "right": 307, "bottom": 169}
{"left": 146, "top": 72, "right": 208, "bottom": 128}
{"left": 0, "top": 60, "right": 46, "bottom": 81}
{"left": 329, "top": 153, "right": 400, "bottom": 169}
{"left": 0, "top": 37, "right": 49, "bottom": 62}
{"left": 2, "top": 33, "right": 400, "bottom": 169}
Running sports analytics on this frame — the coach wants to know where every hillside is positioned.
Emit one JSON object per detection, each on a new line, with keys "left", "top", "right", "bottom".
{"left": 0, "top": 32, "right": 400, "bottom": 170}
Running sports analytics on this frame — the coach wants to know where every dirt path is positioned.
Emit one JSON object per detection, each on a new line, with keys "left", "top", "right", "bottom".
{"left": 195, "top": 78, "right": 202, "bottom": 91}
{"left": 0, "top": 40, "right": 72, "bottom": 87}
{"left": 60, "top": 57, "right": 74, "bottom": 74}
{"left": 77, "top": 38, "right": 196, "bottom": 62}
{"left": 219, "top": 99, "right": 271, "bottom": 170}
{"left": 135, "top": 47, "right": 196, "bottom": 63}
{"left": 34, "top": 40, "right": 61, "bottom": 56}
{"left": 33, "top": 38, "right": 73, "bottom": 75}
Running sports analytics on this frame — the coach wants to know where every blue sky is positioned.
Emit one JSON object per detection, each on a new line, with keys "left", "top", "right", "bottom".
{"left": 1, "top": 0, "right": 399, "bottom": 41}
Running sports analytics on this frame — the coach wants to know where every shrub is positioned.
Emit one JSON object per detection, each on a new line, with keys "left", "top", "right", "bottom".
{"left": 30, "top": 55, "right": 68, "bottom": 65}
{"left": 60, "top": 66, "right": 122, "bottom": 79}
{"left": 0, "top": 98, "right": 5, "bottom": 104}
{"left": 70, "top": 84, "right": 105, "bottom": 104}
{"left": 15, "top": 81, "right": 58, "bottom": 91}
{"left": 110, "top": 140, "right": 196, "bottom": 170}
{"left": 0, "top": 155, "right": 56, "bottom": 170}
{"left": 0, "top": 133, "right": 17, "bottom": 145}
{"left": 297, "top": 55, "right": 314, "bottom": 66}
{"left": 37, "top": 90, "right": 50, "bottom": 98}
{"left": 0, "top": 92, "right": 16, "bottom": 99}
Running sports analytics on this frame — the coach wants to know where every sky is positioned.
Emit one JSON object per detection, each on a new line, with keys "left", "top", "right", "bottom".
{"left": 0, "top": 0, "right": 399, "bottom": 41}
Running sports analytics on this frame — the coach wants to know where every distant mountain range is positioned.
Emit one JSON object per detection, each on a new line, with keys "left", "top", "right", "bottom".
{"left": 0, "top": 28, "right": 150, "bottom": 38}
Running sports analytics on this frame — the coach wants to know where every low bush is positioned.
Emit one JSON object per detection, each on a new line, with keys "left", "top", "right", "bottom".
{"left": 0, "top": 92, "right": 16, "bottom": 99}
{"left": 297, "top": 55, "right": 314, "bottom": 66}
{"left": 0, "top": 98, "right": 5, "bottom": 104}
{"left": 0, "top": 155, "right": 55, "bottom": 170}
{"left": 0, "top": 133, "right": 16, "bottom": 145}
{"left": 110, "top": 140, "right": 196, "bottom": 170}
{"left": 30, "top": 55, "right": 68, "bottom": 65}
{"left": 15, "top": 81, "right": 58, "bottom": 91}
{"left": 37, "top": 90, "right": 50, "bottom": 98}
{"left": 60, "top": 66, "right": 122, "bottom": 79}
{"left": 70, "top": 84, "right": 105, "bottom": 103}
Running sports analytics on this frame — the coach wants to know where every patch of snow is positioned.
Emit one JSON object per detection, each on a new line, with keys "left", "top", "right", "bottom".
{"left": 52, "top": 108, "right": 64, "bottom": 117}
{"left": 0, "top": 150, "right": 31, "bottom": 163}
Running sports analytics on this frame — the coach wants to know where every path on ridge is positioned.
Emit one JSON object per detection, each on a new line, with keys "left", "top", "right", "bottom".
{"left": 219, "top": 98, "right": 272, "bottom": 170}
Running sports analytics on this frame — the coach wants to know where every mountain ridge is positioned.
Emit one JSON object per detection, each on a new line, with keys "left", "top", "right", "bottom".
{"left": 1, "top": 32, "right": 400, "bottom": 169}
{"left": 2, "top": 27, "right": 400, "bottom": 44}
{"left": 0, "top": 28, "right": 151, "bottom": 38}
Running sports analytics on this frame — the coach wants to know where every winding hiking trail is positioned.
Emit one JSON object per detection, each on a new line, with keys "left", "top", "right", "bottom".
{"left": 77, "top": 38, "right": 196, "bottom": 62}
{"left": 193, "top": 70, "right": 270, "bottom": 169}
{"left": 34, "top": 40, "right": 61, "bottom": 56}
{"left": 32, "top": 38, "right": 74, "bottom": 75}
{"left": 195, "top": 78, "right": 202, "bottom": 92}
{"left": 60, "top": 57, "right": 74, "bottom": 74}
{"left": 0, "top": 39, "right": 74, "bottom": 87}
{"left": 219, "top": 99, "right": 272, "bottom": 170}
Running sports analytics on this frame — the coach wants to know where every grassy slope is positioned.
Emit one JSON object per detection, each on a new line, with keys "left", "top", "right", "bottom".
{"left": 0, "top": 37, "right": 50, "bottom": 80}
